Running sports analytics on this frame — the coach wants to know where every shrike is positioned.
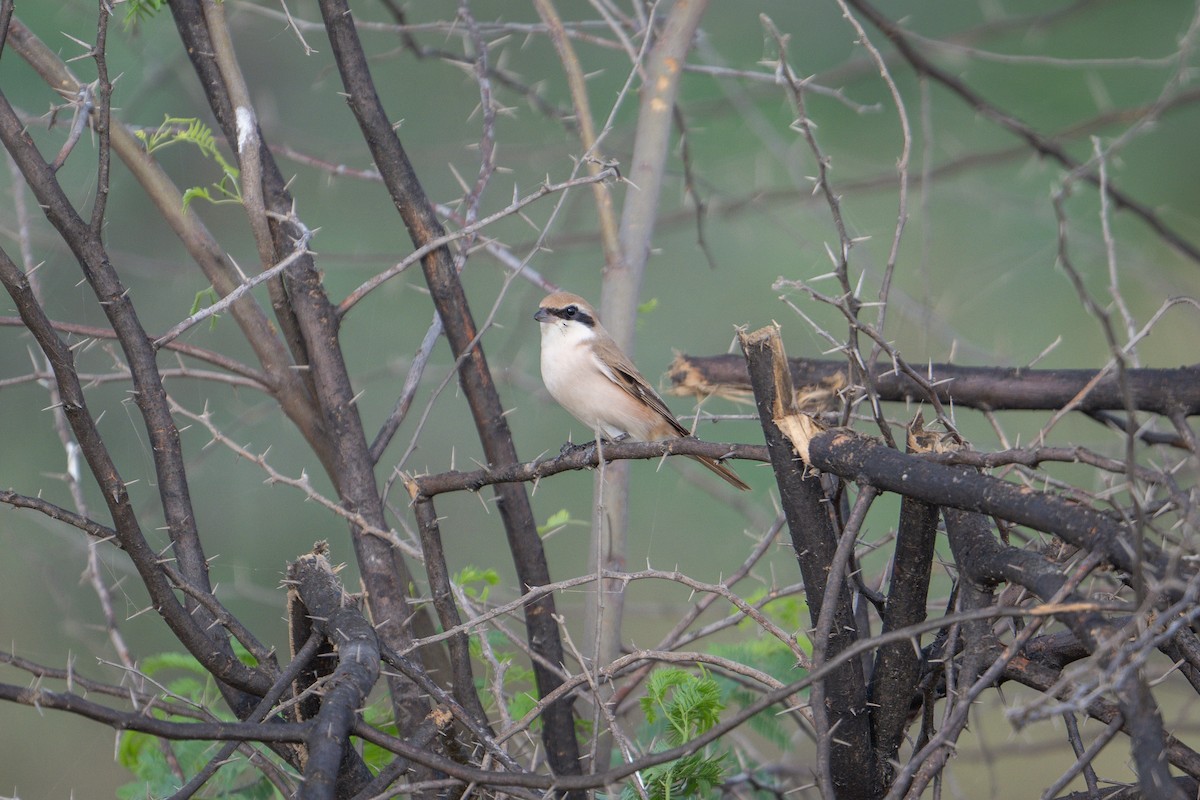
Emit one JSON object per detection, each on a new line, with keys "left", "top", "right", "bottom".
{"left": 533, "top": 291, "right": 750, "bottom": 490}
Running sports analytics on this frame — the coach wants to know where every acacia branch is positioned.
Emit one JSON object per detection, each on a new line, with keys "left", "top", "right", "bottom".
{"left": 785, "top": 418, "right": 1173, "bottom": 586}
{"left": 405, "top": 490, "right": 490, "bottom": 726}
{"left": 0, "top": 80, "right": 241, "bottom": 691}
{"left": 169, "top": 0, "right": 441, "bottom": 742}
{"left": 869, "top": 430, "right": 940, "bottom": 764}
{"left": 287, "top": 551, "right": 377, "bottom": 798}
{"left": 739, "top": 325, "right": 876, "bottom": 798}
{"left": 0, "top": 682, "right": 307, "bottom": 742}
{"left": 314, "top": 0, "right": 581, "bottom": 782}
{"left": 945, "top": 507, "right": 1183, "bottom": 796}
{"left": 1005, "top": 655, "right": 1200, "bottom": 779}
{"left": 5, "top": 17, "right": 328, "bottom": 462}
{"left": 409, "top": 438, "right": 766, "bottom": 498}
{"left": 670, "top": 353, "right": 1200, "bottom": 417}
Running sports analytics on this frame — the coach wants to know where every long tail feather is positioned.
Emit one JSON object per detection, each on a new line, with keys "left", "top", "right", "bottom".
{"left": 687, "top": 454, "right": 751, "bottom": 491}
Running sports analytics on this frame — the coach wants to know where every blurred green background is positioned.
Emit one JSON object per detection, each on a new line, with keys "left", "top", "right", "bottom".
{"left": 2, "top": 0, "right": 1199, "bottom": 795}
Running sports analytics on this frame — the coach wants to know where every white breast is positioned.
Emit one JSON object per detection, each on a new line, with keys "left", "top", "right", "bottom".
{"left": 539, "top": 320, "right": 643, "bottom": 439}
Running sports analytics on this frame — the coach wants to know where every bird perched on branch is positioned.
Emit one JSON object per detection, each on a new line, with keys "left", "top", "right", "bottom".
{"left": 533, "top": 291, "right": 750, "bottom": 490}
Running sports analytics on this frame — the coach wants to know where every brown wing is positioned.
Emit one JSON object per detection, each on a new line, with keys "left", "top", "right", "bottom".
{"left": 590, "top": 340, "right": 690, "bottom": 437}
{"left": 591, "top": 338, "right": 751, "bottom": 490}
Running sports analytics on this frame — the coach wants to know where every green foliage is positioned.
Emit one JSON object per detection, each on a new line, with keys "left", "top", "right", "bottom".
{"left": 455, "top": 565, "right": 500, "bottom": 602}
{"left": 190, "top": 287, "right": 221, "bottom": 330}
{"left": 707, "top": 639, "right": 800, "bottom": 750}
{"left": 622, "top": 667, "right": 727, "bottom": 800}
{"left": 135, "top": 116, "right": 242, "bottom": 211}
{"left": 116, "top": 650, "right": 286, "bottom": 799}
{"left": 743, "top": 590, "right": 809, "bottom": 636}
{"left": 359, "top": 699, "right": 401, "bottom": 774}
{"left": 123, "top": 0, "right": 168, "bottom": 28}
{"left": 537, "top": 508, "right": 573, "bottom": 536}
{"left": 640, "top": 667, "right": 723, "bottom": 742}
{"left": 469, "top": 630, "right": 541, "bottom": 727}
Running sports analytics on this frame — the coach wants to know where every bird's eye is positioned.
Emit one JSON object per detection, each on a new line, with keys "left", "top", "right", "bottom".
{"left": 564, "top": 305, "right": 577, "bottom": 318}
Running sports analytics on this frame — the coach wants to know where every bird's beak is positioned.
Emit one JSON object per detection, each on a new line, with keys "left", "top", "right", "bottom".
{"left": 533, "top": 307, "right": 551, "bottom": 322}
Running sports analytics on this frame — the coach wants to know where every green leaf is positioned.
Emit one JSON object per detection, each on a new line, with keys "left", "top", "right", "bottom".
{"left": 139, "top": 116, "right": 242, "bottom": 211}
{"left": 537, "top": 508, "right": 572, "bottom": 536}
{"left": 629, "top": 668, "right": 728, "bottom": 798}
{"left": 123, "top": 0, "right": 168, "bottom": 28}
{"left": 707, "top": 636, "right": 808, "bottom": 750}
{"left": 455, "top": 565, "right": 500, "bottom": 601}
{"left": 182, "top": 186, "right": 213, "bottom": 213}
{"left": 508, "top": 690, "right": 539, "bottom": 730}
{"left": 360, "top": 700, "right": 399, "bottom": 772}
{"left": 140, "top": 650, "right": 206, "bottom": 677}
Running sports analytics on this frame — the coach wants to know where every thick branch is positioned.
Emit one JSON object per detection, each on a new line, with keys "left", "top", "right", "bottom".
{"left": 168, "top": 0, "right": 440, "bottom": 739}
{"left": 0, "top": 84, "right": 241, "bottom": 691}
{"left": 670, "top": 354, "right": 1200, "bottom": 417}
{"left": 407, "top": 491, "right": 490, "bottom": 726}
{"left": 948, "top": 508, "right": 1181, "bottom": 797}
{"left": 781, "top": 419, "right": 1177, "bottom": 589}
{"left": 738, "top": 325, "right": 876, "bottom": 799}
{"left": 869, "top": 423, "right": 940, "bottom": 767}
{"left": 0, "top": 245, "right": 267, "bottom": 697}
{"left": 410, "top": 438, "right": 765, "bottom": 498}
{"left": 0, "top": 682, "right": 306, "bottom": 742}
{"left": 1006, "top": 655, "right": 1200, "bottom": 780}
{"left": 314, "top": 0, "right": 581, "bottom": 783}
{"left": 288, "top": 551, "right": 378, "bottom": 800}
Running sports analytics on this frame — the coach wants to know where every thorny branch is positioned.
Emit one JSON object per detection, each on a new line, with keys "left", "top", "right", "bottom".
{"left": 3, "top": 2, "right": 1200, "bottom": 799}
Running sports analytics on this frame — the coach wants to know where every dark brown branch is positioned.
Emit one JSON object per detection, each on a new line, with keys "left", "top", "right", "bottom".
{"left": 0, "top": 596, "right": 1084, "bottom": 796}
{"left": 1005, "top": 655, "right": 1200, "bottom": 779}
{"left": 0, "top": 0, "right": 13, "bottom": 58}
{"left": 4, "top": 18, "right": 329, "bottom": 460}
{"left": 670, "top": 354, "right": 1200, "bottom": 417}
{"left": 377, "top": 644, "right": 522, "bottom": 774}
{"left": 164, "top": 0, "right": 313, "bottom": 386}
{"left": 738, "top": 325, "right": 876, "bottom": 798}
{"left": 0, "top": 245, "right": 267, "bottom": 698}
{"left": 167, "top": 633, "right": 324, "bottom": 800}
{"left": 1, "top": 652, "right": 204, "bottom": 718}
{"left": 363, "top": 601, "right": 1104, "bottom": 794}
{"left": 869, "top": 423, "right": 941, "bottom": 768}
{"left": 1051, "top": 777, "right": 1200, "bottom": 800}
{"left": 0, "top": 316, "right": 270, "bottom": 387}
{"left": 314, "top": 0, "right": 581, "bottom": 783}
{"left": 407, "top": 492, "right": 490, "bottom": 725}
{"left": 947, "top": 507, "right": 1182, "bottom": 796}
{"left": 168, "top": 0, "right": 440, "bottom": 739}
{"left": 1, "top": 488, "right": 279, "bottom": 679}
{"left": 411, "top": 438, "right": 767, "bottom": 498}
{"left": 0, "top": 682, "right": 307, "bottom": 743}
{"left": 86, "top": 3, "right": 110, "bottom": 229}
{"left": 788, "top": 420, "right": 1173, "bottom": 587}
{"left": 347, "top": 716, "right": 459, "bottom": 800}
{"left": 0, "top": 84, "right": 246, "bottom": 695}
{"left": 288, "top": 551, "right": 377, "bottom": 799}
{"left": 0, "top": 489, "right": 121, "bottom": 543}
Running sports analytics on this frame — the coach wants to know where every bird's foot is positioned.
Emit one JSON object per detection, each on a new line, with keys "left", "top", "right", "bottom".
{"left": 560, "top": 434, "right": 628, "bottom": 459}
{"left": 559, "top": 440, "right": 593, "bottom": 457}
